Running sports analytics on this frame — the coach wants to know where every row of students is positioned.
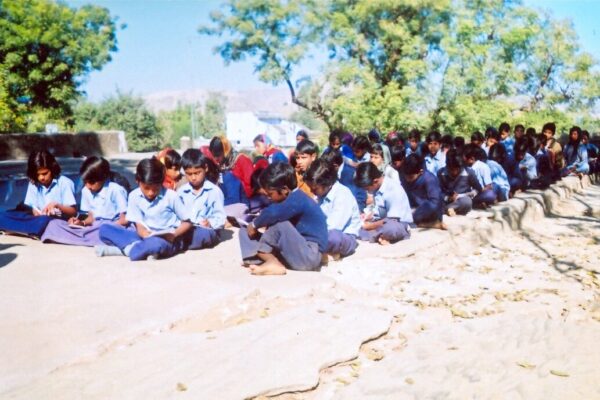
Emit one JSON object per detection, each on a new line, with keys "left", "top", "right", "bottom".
{"left": 0, "top": 149, "right": 225, "bottom": 261}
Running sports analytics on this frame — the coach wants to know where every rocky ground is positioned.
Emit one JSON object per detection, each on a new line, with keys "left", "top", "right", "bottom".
{"left": 1, "top": 177, "right": 599, "bottom": 399}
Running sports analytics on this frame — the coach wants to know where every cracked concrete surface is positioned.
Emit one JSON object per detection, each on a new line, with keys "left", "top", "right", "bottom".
{"left": 1, "top": 176, "right": 599, "bottom": 399}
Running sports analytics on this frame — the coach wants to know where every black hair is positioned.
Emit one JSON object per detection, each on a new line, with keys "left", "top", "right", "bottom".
{"left": 445, "top": 149, "right": 463, "bottom": 170}
{"left": 80, "top": 156, "right": 111, "bottom": 183}
{"left": 329, "top": 129, "right": 343, "bottom": 144}
{"left": 498, "top": 122, "right": 510, "bottom": 134}
{"left": 252, "top": 134, "right": 265, "bottom": 144}
{"left": 537, "top": 133, "right": 547, "bottom": 146}
{"left": 542, "top": 122, "right": 556, "bottom": 135}
{"left": 426, "top": 131, "right": 442, "bottom": 143}
{"left": 403, "top": 154, "right": 423, "bottom": 175}
{"left": 289, "top": 152, "right": 297, "bottom": 168}
{"left": 354, "top": 162, "right": 382, "bottom": 188}
{"left": 569, "top": 126, "right": 582, "bottom": 152}
{"left": 514, "top": 139, "right": 529, "bottom": 158}
{"left": 475, "top": 146, "right": 487, "bottom": 161}
{"left": 162, "top": 149, "right": 181, "bottom": 169}
{"left": 441, "top": 134, "right": 453, "bottom": 149}
{"left": 525, "top": 127, "right": 537, "bottom": 137}
{"left": 181, "top": 148, "right": 220, "bottom": 184}
{"left": 488, "top": 143, "right": 507, "bottom": 165}
{"left": 368, "top": 128, "right": 381, "bottom": 143}
{"left": 463, "top": 144, "right": 480, "bottom": 160}
{"left": 321, "top": 149, "right": 343, "bottom": 166}
{"left": 304, "top": 159, "right": 337, "bottom": 188}
{"left": 209, "top": 137, "right": 225, "bottom": 160}
{"left": 352, "top": 135, "right": 372, "bottom": 152}
{"left": 370, "top": 143, "right": 385, "bottom": 158}
{"left": 526, "top": 134, "right": 539, "bottom": 156}
{"left": 136, "top": 158, "right": 165, "bottom": 185}
{"left": 296, "top": 139, "right": 318, "bottom": 155}
{"left": 27, "top": 150, "right": 61, "bottom": 182}
{"left": 453, "top": 136, "right": 466, "bottom": 148}
{"left": 258, "top": 162, "right": 297, "bottom": 191}
{"left": 250, "top": 167, "right": 265, "bottom": 194}
{"left": 471, "top": 131, "right": 484, "bottom": 143}
{"left": 407, "top": 129, "right": 421, "bottom": 142}
{"left": 515, "top": 124, "right": 525, "bottom": 131}
{"left": 296, "top": 130, "right": 309, "bottom": 141}
{"left": 485, "top": 127, "right": 500, "bottom": 141}
{"left": 385, "top": 132, "right": 402, "bottom": 147}
{"left": 390, "top": 144, "right": 406, "bottom": 163}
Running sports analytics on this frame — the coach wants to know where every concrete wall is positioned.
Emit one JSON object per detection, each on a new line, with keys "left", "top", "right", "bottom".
{"left": 0, "top": 131, "right": 127, "bottom": 161}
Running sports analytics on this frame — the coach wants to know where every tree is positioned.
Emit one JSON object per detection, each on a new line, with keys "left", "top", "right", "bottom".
{"left": 74, "top": 93, "right": 161, "bottom": 152}
{"left": 0, "top": 0, "right": 118, "bottom": 132}
{"left": 202, "top": 0, "right": 600, "bottom": 135}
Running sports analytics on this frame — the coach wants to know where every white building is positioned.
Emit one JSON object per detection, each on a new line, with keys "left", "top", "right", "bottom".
{"left": 226, "top": 112, "right": 308, "bottom": 149}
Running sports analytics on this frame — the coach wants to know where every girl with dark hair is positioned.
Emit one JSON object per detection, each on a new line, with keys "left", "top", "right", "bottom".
{"left": 156, "top": 148, "right": 182, "bottom": 190}
{"left": 253, "top": 134, "right": 288, "bottom": 164}
{"left": 0, "top": 150, "right": 76, "bottom": 238}
{"left": 562, "top": 126, "right": 589, "bottom": 176}
{"left": 97, "top": 158, "right": 193, "bottom": 261}
{"left": 41, "top": 157, "right": 129, "bottom": 246}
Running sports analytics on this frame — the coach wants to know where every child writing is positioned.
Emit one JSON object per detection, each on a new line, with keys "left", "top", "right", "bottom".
{"left": 97, "top": 158, "right": 192, "bottom": 261}
{"left": 0, "top": 150, "right": 76, "bottom": 238}
{"left": 354, "top": 162, "right": 412, "bottom": 245}
{"left": 239, "top": 162, "right": 328, "bottom": 275}
{"left": 321, "top": 149, "right": 367, "bottom": 212}
{"left": 401, "top": 154, "right": 446, "bottom": 229}
{"left": 437, "top": 149, "right": 482, "bottom": 216}
{"left": 463, "top": 144, "right": 497, "bottom": 208}
{"left": 177, "top": 149, "right": 225, "bottom": 249}
{"left": 41, "top": 156, "right": 128, "bottom": 246}
{"left": 305, "top": 159, "right": 361, "bottom": 261}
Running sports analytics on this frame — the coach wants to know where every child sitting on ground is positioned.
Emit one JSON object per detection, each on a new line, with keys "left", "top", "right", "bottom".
{"left": 437, "top": 149, "right": 482, "bottom": 216}
{"left": 0, "top": 150, "right": 76, "bottom": 238}
{"left": 562, "top": 126, "right": 589, "bottom": 177}
{"left": 347, "top": 134, "right": 372, "bottom": 167}
{"left": 41, "top": 156, "right": 128, "bottom": 246}
{"left": 542, "top": 122, "right": 564, "bottom": 181}
{"left": 156, "top": 148, "right": 182, "bottom": 190}
{"left": 514, "top": 139, "right": 538, "bottom": 188}
{"left": 97, "top": 158, "right": 192, "bottom": 261}
{"left": 463, "top": 144, "right": 497, "bottom": 208}
{"left": 390, "top": 144, "right": 406, "bottom": 173}
{"left": 354, "top": 162, "right": 412, "bottom": 245}
{"left": 484, "top": 145, "right": 511, "bottom": 202}
{"left": 406, "top": 129, "right": 424, "bottom": 157}
{"left": 239, "top": 163, "right": 328, "bottom": 275}
{"left": 305, "top": 159, "right": 361, "bottom": 261}
{"left": 370, "top": 143, "right": 399, "bottom": 181}
{"left": 321, "top": 149, "right": 367, "bottom": 212}
{"left": 177, "top": 149, "right": 225, "bottom": 250}
{"left": 424, "top": 131, "right": 446, "bottom": 175}
{"left": 294, "top": 139, "right": 318, "bottom": 197}
{"left": 401, "top": 154, "right": 446, "bottom": 229}
{"left": 253, "top": 134, "right": 288, "bottom": 164}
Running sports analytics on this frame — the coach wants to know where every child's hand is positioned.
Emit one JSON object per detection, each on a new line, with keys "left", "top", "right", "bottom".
{"left": 361, "top": 212, "right": 373, "bottom": 222}
{"left": 161, "top": 233, "right": 176, "bottom": 243}
{"left": 246, "top": 223, "right": 258, "bottom": 239}
{"left": 42, "top": 202, "right": 61, "bottom": 216}
{"left": 449, "top": 192, "right": 458, "bottom": 202}
{"left": 362, "top": 221, "right": 376, "bottom": 231}
{"left": 68, "top": 217, "right": 81, "bottom": 225}
{"left": 198, "top": 219, "right": 211, "bottom": 228}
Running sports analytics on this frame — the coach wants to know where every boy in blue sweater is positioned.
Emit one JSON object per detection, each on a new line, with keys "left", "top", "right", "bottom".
{"left": 239, "top": 162, "right": 328, "bottom": 275}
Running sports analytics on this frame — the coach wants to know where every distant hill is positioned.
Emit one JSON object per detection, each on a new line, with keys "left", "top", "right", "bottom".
{"left": 143, "top": 87, "right": 299, "bottom": 117}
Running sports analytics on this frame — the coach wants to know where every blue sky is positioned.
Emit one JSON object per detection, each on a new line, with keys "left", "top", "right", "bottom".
{"left": 66, "top": 0, "right": 600, "bottom": 102}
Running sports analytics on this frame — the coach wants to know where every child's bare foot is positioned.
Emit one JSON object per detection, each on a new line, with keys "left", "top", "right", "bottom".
{"left": 418, "top": 220, "right": 447, "bottom": 230}
{"left": 321, "top": 253, "right": 329, "bottom": 267}
{"left": 446, "top": 208, "right": 456, "bottom": 217}
{"left": 378, "top": 237, "right": 390, "bottom": 245}
{"left": 329, "top": 253, "right": 342, "bottom": 261}
{"left": 249, "top": 260, "right": 287, "bottom": 275}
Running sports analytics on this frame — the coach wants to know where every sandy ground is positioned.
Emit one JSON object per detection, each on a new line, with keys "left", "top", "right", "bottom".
{"left": 0, "top": 177, "right": 599, "bottom": 399}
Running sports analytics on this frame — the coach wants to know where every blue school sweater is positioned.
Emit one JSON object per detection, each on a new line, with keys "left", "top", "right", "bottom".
{"left": 402, "top": 171, "right": 444, "bottom": 220}
{"left": 252, "top": 189, "right": 328, "bottom": 253}
{"left": 437, "top": 167, "right": 482, "bottom": 201}
{"left": 338, "top": 163, "right": 367, "bottom": 211}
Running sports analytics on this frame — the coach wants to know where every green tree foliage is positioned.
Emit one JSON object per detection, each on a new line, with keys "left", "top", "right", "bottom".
{"left": 202, "top": 0, "right": 600, "bottom": 135}
{"left": 74, "top": 93, "right": 161, "bottom": 152}
{"left": 158, "top": 92, "right": 227, "bottom": 147}
{"left": 0, "top": 0, "right": 118, "bottom": 132}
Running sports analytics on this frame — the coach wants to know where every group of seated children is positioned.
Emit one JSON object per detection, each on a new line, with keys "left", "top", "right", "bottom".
{"left": 0, "top": 122, "right": 595, "bottom": 276}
